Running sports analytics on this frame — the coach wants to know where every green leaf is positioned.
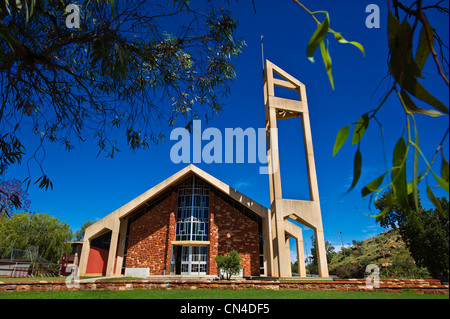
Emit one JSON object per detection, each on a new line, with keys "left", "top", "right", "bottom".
{"left": 0, "top": 23, "right": 22, "bottom": 51}
{"left": 391, "top": 137, "right": 411, "bottom": 215}
{"left": 361, "top": 173, "right": 386, "bottom": 198}
{"left": 306, "top": 14, "right": 330, "bottom": 63}
{"left": 320, "top": 40, "right": 334, "bottom": 90}
{"left": 24, "top": 0, "right": 36, "bottom": 24}
{"left": 352, "top": 113, "right": 369, "bottom": 144}
{"left": 413, "top": 121, "right": 419, "bottom": 211}
{"left": 441, "top": 155, "right": 449, "bottom": 183}
{"left": 432, "top": 170, "right": 449, "bottom": 192}
{"left": 407, "top": 179, "right": 414, "bottom": 195}
{"left": 402, "top": 75, "right": 449, "bottom": 115}
{"left": 392, "top": 136, "right": 407, "bottom": 172}
{"left": 366, "top": 192, "right": 396, "bottom": 219}
{"left": 348, "top": 148, "right": 362, "bottom": 192}
{"left": 388, "top": 12, "right": 448, "bottom": 114}
{"left": 415, "top": 23, "right": 433, "bottom": 72}
{"left": 333, "top": 125, "right": 350, "bottom": 157}
{"left": 109, "top": 0, "right": 115, "bottom": 15}
{"left": 400, "top": 90, "right": 444, "bottom": 117}
{"left": 388, "top": 13, "right": 422, "bottom": 79}
{"left": 332, "top": 31, "right": 365, "bottom": 56}
{"left": 427, "top": 184, "right": 444, "bottom": 217}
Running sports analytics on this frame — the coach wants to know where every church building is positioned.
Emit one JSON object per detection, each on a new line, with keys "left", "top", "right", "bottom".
{"left": 78, "top": 165, "right": 271, "bottom": 278}
{"left": 78, "top": 60, "right": 330, "bottom": 279}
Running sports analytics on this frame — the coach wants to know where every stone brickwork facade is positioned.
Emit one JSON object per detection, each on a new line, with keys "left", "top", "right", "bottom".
{"left": 1, "top": 279, "right": 448, "bottom": 295}
{"left": 125, "top": 192, "right": 177, "bottom": 275}
{"left": 123, "top": 187, "right": 261, "bottom": 277}
{"left": 209, "top": 191, "right": 260, "bottom": 276}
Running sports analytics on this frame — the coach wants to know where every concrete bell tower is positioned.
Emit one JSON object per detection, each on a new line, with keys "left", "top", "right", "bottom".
{"left": 264, "top": 60, "right": 329, "bottom": 278}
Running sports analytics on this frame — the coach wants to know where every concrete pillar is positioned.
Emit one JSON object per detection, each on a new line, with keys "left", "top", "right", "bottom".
{"left": 284, "top": 235, "right": 292, "bottom": 277}
{"left": 106, "top": 226, "right": 119, "bottom": 277}
{"left": 315, "top": 228, "right": 329, "bottom": 278}
{"left": 262, "top": 211, "right": 273, "bottom": 277}
{"left": 114, "top": 219, "right": 128, "bottom": 276}
{"left": 284, "top": 220, "right": 307, "bottom": 277}
{"left": 270, "top": 211, "right": 280, "bottom": 277}
{"left": 276, "top": 223, "right": 291, "bottom": 277}
{"left": 78, "top": 237, "right": 90, "bottom": 276}
{"left": 296, "top": 236, "right": 307, "bottom": 277}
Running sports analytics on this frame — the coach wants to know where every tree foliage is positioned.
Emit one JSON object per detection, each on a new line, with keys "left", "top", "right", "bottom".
{"left": 0, "top": 178, "right": 31, "bottom": 217}
{"left": 0, "top": 211, "right": 73, "bottom": 263}
{"left": 376, "top": 191, "right": 449, "bottom": 281}
{"left": 215, "top": 249, "right": 242, "bottom": 280}
{"left": 74, "top": 219, "right": 95, "bottom": 241}
{"left": 0, "top": 0, "right": 244, "bottom": 189}
{"left": 307, "top": 234, "right": 336, "bottom": 275}
{"left": 304, "top": 0, "right": 450, "bottom": 219}
{"left": 292, "top": 0, "right": 365, "bottom": 91}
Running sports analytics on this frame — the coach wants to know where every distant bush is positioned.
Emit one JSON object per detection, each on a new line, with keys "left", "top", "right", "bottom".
{"left": 342, "top": 247, "right": 352, "bottom": 257}
{"left": 335, "top": 264, "right": 365, "bottom": 279}
{"left": 291, "top": 262, "right": 298, "bottom": 275}
{"left": 352, "top": 247, "right": 363, "bottom": 256}
{"left": 380, "top": 256, "right": 430, "bottom": 279}
{"left": 373, "top": 237, "right": 382, "bottom": 244}
{"left": 352, "top": 240, "right": 363, "bottom": 247}
{"left": 360, "top": 256, "right": 374, "bottom": 267}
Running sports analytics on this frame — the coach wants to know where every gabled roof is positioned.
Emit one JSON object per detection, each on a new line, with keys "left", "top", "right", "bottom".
{"left": 85, "top": 165, "right": 268, "bottom": 239}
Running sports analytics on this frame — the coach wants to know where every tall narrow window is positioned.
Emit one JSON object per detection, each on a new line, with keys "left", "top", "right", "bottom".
{"left": 175, "top": 177, "right": 209, "bottom": 241}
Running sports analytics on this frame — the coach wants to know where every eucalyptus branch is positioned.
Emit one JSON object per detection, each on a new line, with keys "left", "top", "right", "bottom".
{"left": 391, "top": 0, "right": 449, "bottom": 86}
{"left": 429, "top": 128, "right": 450, "bottom": 169}
{"left": 419, "top": 13, "right": 450, "bottom": 86}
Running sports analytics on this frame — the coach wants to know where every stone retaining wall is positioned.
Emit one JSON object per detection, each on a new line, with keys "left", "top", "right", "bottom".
{"left": 0, "top": 278, "right": 448, "bottom": 295}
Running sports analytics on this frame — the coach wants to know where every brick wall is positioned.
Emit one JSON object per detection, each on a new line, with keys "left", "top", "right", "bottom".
{"left": 1, "top": 279, "right": 448, "bottom": 295}
{"left": 125, "top": 192, "right": 177, "bottom": 275}
{"left": 209, "top": 191, "right": 261, "bottom": 277}
{"left": 124, "top": 188, "right": 261, "bottom": 277}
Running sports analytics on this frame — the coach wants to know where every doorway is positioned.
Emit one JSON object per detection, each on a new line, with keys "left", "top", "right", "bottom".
{"left": 171, "top": 246, "right": 208, "bottom": 275}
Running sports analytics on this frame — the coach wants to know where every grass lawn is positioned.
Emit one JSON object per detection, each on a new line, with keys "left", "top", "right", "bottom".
{"left": 0, "top": 288, "right": 448, "bottom": 299}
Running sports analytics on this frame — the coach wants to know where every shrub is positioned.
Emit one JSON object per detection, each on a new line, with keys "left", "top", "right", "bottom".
{"left": 360, "top": 256, "right": 375, "bottom": 267}
{"left": 386, "top": 256, "right": 430, "bottom": 279}
{"left": 342, "top": 247, "right": 353, "bottom": 257}
{"left": 291, "top": 262, "right": 298, "bottom": 275}
{"left": 215, "top": 250, "right": 242, "bottom": 280}
{"left": 352, "top": 247, "right": 363, "bottom": 256}
{"left": 352, "top": 240, "right": 363, "bottom": 247}
{"left": 335, "top": 264, "right": 365, "bottom": 279}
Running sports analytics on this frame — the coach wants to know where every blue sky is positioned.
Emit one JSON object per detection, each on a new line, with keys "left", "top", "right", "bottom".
{"left": 5, "top": 0, "right": 449, "bottom": 262}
